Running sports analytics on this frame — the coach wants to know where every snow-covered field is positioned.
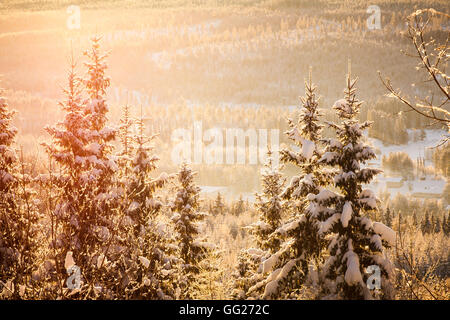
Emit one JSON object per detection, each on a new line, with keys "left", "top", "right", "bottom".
{"left": 366, "top": 129, "right": 447, "bottom": 199}
{"left": 367, "top": 129, "right": 446, "bottom": 167}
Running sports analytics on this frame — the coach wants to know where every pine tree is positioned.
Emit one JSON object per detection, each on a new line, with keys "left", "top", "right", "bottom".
{"left": 412, "top": 210, "right": 418, "bottom": 227}
{"left": 0, "top": 92, "right": 19, "bottom": 277}
{"left": 117, "top": 103, "right": 133, "bottom": 174}
{"left": 421, "top": 211, "right": 432, "bottom": 234}
{"left": 249, "top": 149, "right": 285, "bottom": 253}
{"left": 247, "top": 71, "right": 332, "bottom": 299}
{"left": 434, "top": 215, "right": 441, "bottom": 233}
{"left": 0, "top": 92, "right": 40, "bottom": 298}
{"left": 126, "top": 110, "right": 168, "bottom": 232}
{"left": 317, "top": 72, "right": 395, "bottom": 299}
{"left": 443, "top": 214, "right": 450, "bottom": 236}
{"left": 214, "top": 192, "right": 225, "bottom": 215}
{"left": 232, "top": 149, "right": 287, "bottom": 299}
{"left": 231, "top": 247, "right": 266, "bottom": 299}
{"left": 42, "top": 39, "right": 118, "bottom": 296}
{"left": 171, "top": 163, "right": 214, "bottom": 298}
{"left": 431, "top": 213, "right": 436, "bottom": 234}
{"left": 384, "top": 207, "right": 393, "bottom": 228}
{"left": 111, "top": 106, "right": 176, "bottom": 299}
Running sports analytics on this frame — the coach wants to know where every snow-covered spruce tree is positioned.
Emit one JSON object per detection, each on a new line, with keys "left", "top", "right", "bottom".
{"left": 170, "top": 163, "right": 214, "bottom": 298}
{"left": 231, "top": 149, "right": 285, "bottom": 299}
{"left": 316, "top": 73, "right": 395, "bottom": 300}
{"left": 0, "top": 92, "right": 19, "bottom": 281}
{"left": 111, "top": 107, "right": 178, "bottom": 299}
{"left": 249, "top": 149, "right": 285, "bottom": 253}
{"left": 0, "top": 93, "right": 41, "bottom": 299}
{"left": 42, "top": 39, "right": 118, "bottom": 297}
{"left": 247, "top": 73, "right": 331, "bottom": 299}
{"left": 117, "top": 103, "right": 133, "bottom": 174}
{"left": 214, "top": 192, "right": 225, "bottom": 215}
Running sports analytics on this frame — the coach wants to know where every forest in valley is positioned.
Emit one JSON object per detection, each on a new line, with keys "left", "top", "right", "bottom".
{"left": 0, "top": 0, "right": 449, "bottom": 300}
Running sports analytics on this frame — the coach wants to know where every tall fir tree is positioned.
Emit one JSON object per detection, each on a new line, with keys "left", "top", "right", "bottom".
{"left": 443, "top": 213, "right": 449, "bottom": 236}
{"left": 170, "top": 163, "right": 214, "bottom": 297}
{"left": 43, "top": 38, "right": 118, "bottom": 296}
{"left": 242, "top": 72, "right": 333, "bottom": 299}
{"left": 214, "top": 192, "right": 225, "bottom": 215}
{"left": 317, "top": 70, "right": 395, "bottom": 299}
{"left": 434, "top": 215, "right": 441, "bottom": 233}
{"left": 111, "top": 106, "right": 176, "bottom": 299}
{"left": 384, "top": 207, "right": 393, "bottom": 228}
{"left": 421, "top": 211, "right": 432, "bottom": 234}
{"left": 0, "top": 91, "right": 19, "bottom": 279}
{"left": 412, "top": 210, "right": 418, "bottom": 227}
{"left": 232, "top": 149, "right": 285, "bottom": 299}
{"left": 249, "top": 149, "right": 285, "bottom": 252}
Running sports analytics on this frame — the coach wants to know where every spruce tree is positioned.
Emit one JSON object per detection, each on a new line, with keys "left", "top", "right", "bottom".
{"left": 249, "top": 149, "right": 285, "bottom": 252}
{"left": 232, "top": 149, "right": 286, "bottom": 299}
{"left": 248, "top": 72, "right": 331, "bottom": 299}
{"left": 43, "top": 38, "right": 118, "bottom": 296}
{"left": 412, "top": 210, "right": 418, "bottom": 227}
{"left": 171, "top": 163, "right": 214, "bottom": 298}
{"left": 421, "top": 211, "right": 432, "bottom": 234}
{"left": 214, "top": 192, "right": 225, "bottom": 215}
{"left": 233, "top": 195, "right": 245, "bottom": 216}
{"left": 0, "top": 92, "right": 40, "bottom": 298}
{"left": 112, "top": 107, "right": 176, "bottom": 299}
{"left": 384, "top": 207, "right": 392, "bottom": 228}
{"left": 0, "top": 92, "right": 19, "bottom": 280}
{"left": 431, "top": 213, "right": 436, "bottom": 234}
{"left": 434, "top": 215, "right": 441, "bottom": 233}
{"left": 317, "top": 72, "right": 395, "bottom": 299}
{"left": 443, "top": 214, "right": 450, "bottom": 236}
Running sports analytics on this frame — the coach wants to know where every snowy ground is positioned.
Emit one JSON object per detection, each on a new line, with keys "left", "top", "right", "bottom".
{"left": 366, "top": 129, "right": 447, "bottom": 199}
{"left": 367, "top": 129, "right": 446, "bottom": 167}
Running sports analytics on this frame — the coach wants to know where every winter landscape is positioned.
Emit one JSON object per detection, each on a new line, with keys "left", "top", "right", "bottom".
{"left": 0, "top": 0, "right": 449, "bottom": 300}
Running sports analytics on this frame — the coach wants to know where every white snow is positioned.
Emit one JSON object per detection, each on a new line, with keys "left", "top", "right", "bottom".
{"left": 320, "top": 151, "right": 337, "bottom": 163}
{"left": 278, "top": 259, "right": 296, "bottom": 280}
{"left": 247, "top": 248, "right": 265, "bottom": 257}
{"left": 341, "top": 201, "right": 352, "bottom": 228}
{"left": 343, "top": 250, "right": 363, "bottom": 285}
{"left": 372, "top": 222, "right": 396, "bottom": 246}
{"left": 313, "top": 188, "right": 339, "bottom": 202}
{"left": 263, "top": 279, "right": 279, "bottom": 298}
{"left": 319, "top": 213, "right": 340, "bottom": 235}
{"left": 370, "top": 234, "right": 383, "bottom": 250}
{"left": 86, "top": 142, "right": 101, "bottom": 155}
{"left": 333, "top": 99, "right": 352, "bottom": 114}
{"left": 262, "top": 254, "right": 279, "bottom": 274}
{"left": 193, "top": 240, "right": 216, "bottom": 250}
{"left": 301, "top": 139, "right": 315, "bottom": 160}
{"left": 276, "top": 217, "right": 304, "bottom": 235}
{"left": 252, "top": 220, "right": 271, "bottom": 231}
{"left": 266, "top": 268, "right": 282, "bottom": 283}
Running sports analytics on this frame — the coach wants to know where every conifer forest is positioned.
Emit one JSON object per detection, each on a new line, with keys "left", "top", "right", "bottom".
{"left": 0, "top": 0, "right": 449, "bottom": 301}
